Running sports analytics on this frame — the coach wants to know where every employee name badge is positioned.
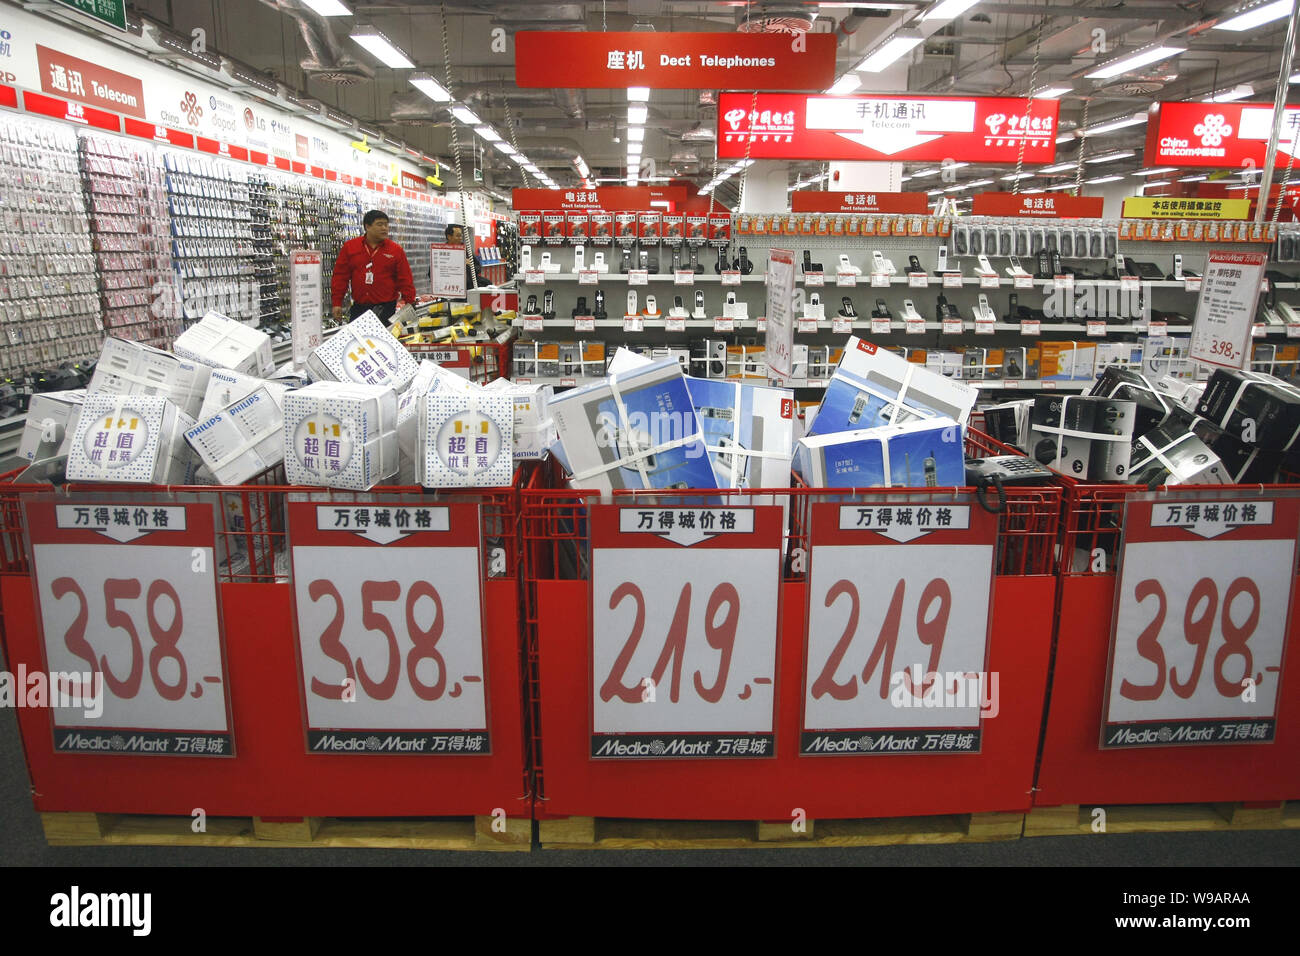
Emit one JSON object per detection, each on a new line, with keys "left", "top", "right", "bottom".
{"left": 365, "top": 264, "right": 374, "bottom": 285}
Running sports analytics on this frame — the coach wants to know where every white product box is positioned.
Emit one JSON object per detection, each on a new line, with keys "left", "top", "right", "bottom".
{"left": 198, "top": 368, "right": 291, "bottom": 421}
{"left": 19, "top": 390, "right": 84, "bottom": 462}
{"left": 89, "top": 337, "right": 212, "bottom": 420}
{"left": 1092, "top": 342, "right": 1144, "bottom": 377}
{"left": 1152, "top": 375, "right": 1206, "bottom": 414}
{"left": 173, "top": 310, "right": 274, "bottom": 377}
{"left": 480, "top": 380, "right": 556, "bottom": 460}
{"left": 67, "top": 394, "right": 196, "bottom": 485}
{"left": 305, "top": 312, "right": 420, "bottom": 392}
{"left": 396, "top": 361, "right": 484, "bottom": 482}
{"left": 185, "top": 387, "right": 284, "bottom": 485}
{"left": 283, "top": 382, "right": 398, "bottom": 491}
{"left": 686, "top": 377, "right": 796, "bottom": 489}
{"left": 925, "top": 350, "right": 965, "bottom": 380}
{"left": 794, "top": 417, "right": 966, "bottom": 488}
{"left": 417, "top": 392, "right": 515, "bottom": 487}
{"left": 607, "top": 346, "right": 655, "bottom": 376}
{"left": 981, "top": 399, "right": 1033, "bottom": 450}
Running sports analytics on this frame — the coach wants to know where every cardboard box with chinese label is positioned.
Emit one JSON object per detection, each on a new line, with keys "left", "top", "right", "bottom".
{"left": 89, "top": 337, "right": 212, "bottom": 420}
{"left": 417, "top": 392, "right": 515, "bottom": 487}
{"left": 173, "top": 310, "right": 275, "bottom": 378}
{"left": 794, "top": 417, "right": 965, "bottom": 489}
{"left": 19, "top": 390, "right": 84, "bottom": 463}
{"left": 396, "top": 361, "right": 477, "bottom": 483}
{"left": 283, "top": 382, "right": 398, "bottom": 491}
{"left": 305, "top": 312, "right": 420, "bottom": 392}
{"left": 67, "top": 394, "right": 197, "bottom": 485}
{"left": 686, "top": 377, "right": 796, "bottom": 489}
{"left": 185, "top": 387, "right": 284, "bottom": 485}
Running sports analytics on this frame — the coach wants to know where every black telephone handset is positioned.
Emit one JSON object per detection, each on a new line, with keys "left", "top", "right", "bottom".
{"left": 1037, "top": 251, "right": 1052, "bottom": 278}
{"left": 966, "top": 455, "right": 1055, "bottom": 513}
{"left": 908, "top": 255, "right": 923, "bottom": 274}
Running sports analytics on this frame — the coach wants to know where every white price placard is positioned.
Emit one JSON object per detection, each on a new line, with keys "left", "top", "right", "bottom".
{"left": 833, "top": 317, "right": 853, "bottom": 334}
{"left": 838, "top": 272, "right": 859, "bottom": 288}
{"left": 942, "top": 318, "right": 964, "bottom": 335}
{"left": 290, "top": 249, "right": 323, "bottom": 371}
{"left": 628, "top": 269, "right": 649, "bottom": 286}
{"left": 871, "top": 318, "right": 892, "bottom": 335}
{"left": 908, "top": 273, "right": 929, "bottom": 289}
{"left": 579, "top": 269, "right": 598, "bottom": 286}
{"left": 523, "top": 316, "right": 544, "bottom": 332}
{"left": 1020, "top": 319, "right": 1041, "bottom": 336}
{"left": 804, "top": 272, "right": 824, "bottom": 287}
{"left": 870, "top": 273, "right": 891, "bottom": 288}
{"left": 802, "top": 503, "right": 995, "bottom": 754}
{"left": 942, "top": 273, "right": 963, "bottom": 289}
{"left": 1147, "top": 321, "right": 1167, "bottom": 337}
{"left": 26, "top": 500, "right": 233, "bottom": 755}
{"left": 905, "top": 318, "right": 926, "bottom": 334}
{"left": 590, "top": 507, "right": 781, "bottom": 757}
{"left": 1054, "top": 274, "right": 1074, "bottom": 292}
{"left": 1185, "top": 276, "right": 1203, "bottom": 293}
{"left": 675, "top": 270, "right": 696, "bottom": 286}
{"left": 1102, "top": 496, "right": 1296, "bottom": 748}
{"left": 1014, "top": 275, "right": 1034, "bottom": 290}
{"left": 979, "top": 274, "right": 1000, "bottom": 289}
{"left": 524, "top": 269, "right": 545, "bottom": 285}
{"left": 1189, "top": 250, "right": 1269, "bottom": 370}
{"left": 574, "top": 316, "right": 596, "bottom": 332}
{"left": 756, "top": 319, "right": 768, "bottom": 333}
{"left": 624, "top": 315, "right": 645, "bottom": 332}
{"left": 715, "top": 317, "right": 736, "bottom": 333}
{"left": 1087, "top": 321, "right": 1108, "bottom": 337}
{"left": 721, "top": 270, "right": 742, "bottom": 286}
{"left": 798, "top": 318, "right": 819, "bottom": 334}
{"left": 666, "top": 317, "right": 687, "bottom": 332}
{"left": 1120, "top": 275, "right": 1140, "bottom": 292}
{"left": 764, "top": 249, "right": 796, "bottom": 381}
{"left": 1288, "top": 324, "right": 1300, "bottom": 339}
{"left": 430, "top": 242, "right": 467, "bottom": 299}
{"left": 560, "top": 378, "right": 577, "bottom": 387}
{"left": 974, "top": 318, "right": 995, "bottom": 335}
{"left": 1253, "top": 323, "right": 1267, "bottom": 338}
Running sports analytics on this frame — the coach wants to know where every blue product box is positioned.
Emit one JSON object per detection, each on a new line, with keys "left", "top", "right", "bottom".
{"left": 794, "top": 418, "right": 965, "bottom": 488}
{"left": 685, "top": 377, "right": 796, "bottom": 489}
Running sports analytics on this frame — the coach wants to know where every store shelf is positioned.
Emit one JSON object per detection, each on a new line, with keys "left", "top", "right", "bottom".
{"left": 513, "top": 317, "right": 761, "bottom": 329}
{"left": 797, "top": 275, "right": 1203, "bottom": 289}
{"left": 514, "top": 273, "right": 768, "bottom": 284}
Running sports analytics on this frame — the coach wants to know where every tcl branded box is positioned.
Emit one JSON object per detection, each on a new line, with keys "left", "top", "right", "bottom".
{"left": 283, "top": 382, "right": 398, "bottom": 491}
{"left": 173, "top": 310, "right": 275, "bottom": 377}
{"left": 686, "top": 378, "right": 796, "bottom": 489}
{"left": 794, "top": 418, "right": 965, "bottom": 488}
{"left": 305, "top": 312, "right": 420, "bottom": 392}
{"left": 184, "top": 387, "right": 284, "bottom": 485}
{"left": 90, "top": 337, "right": 212, "bottom": 420}
{"left": 19, "top": 390, "right": 84, "bottom": 462}
{"left": 67, "top": 394, "right": 196, "bottom": 485}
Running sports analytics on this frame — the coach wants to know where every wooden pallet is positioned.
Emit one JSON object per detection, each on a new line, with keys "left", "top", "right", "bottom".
{"left": 537, "top": 811, "right": 1025, "bottom": 850}
{"left": 39, "top": 812, "right": 531, "bottom": 851}
{"left": 1024, "top": 801, "right": 1299, "bottom": 838}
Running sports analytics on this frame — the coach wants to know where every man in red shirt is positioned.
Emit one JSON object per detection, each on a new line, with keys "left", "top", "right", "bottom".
{"left": 331, "top": 210, "right": 417, "bottom": 323}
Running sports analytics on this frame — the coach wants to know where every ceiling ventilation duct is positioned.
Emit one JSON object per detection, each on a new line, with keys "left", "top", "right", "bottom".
{"left": 389, "top": 91, "right": 451, "bottom": 126}
{"left": 259, "top": 0, "right": 374, "bottom": 84}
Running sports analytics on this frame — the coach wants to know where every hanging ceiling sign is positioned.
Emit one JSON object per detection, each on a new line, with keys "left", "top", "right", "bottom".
{"left": 717, "top": 92, "right": 1060, "bottom": 163}
{"left": 791, "top": 191, "right": 932, "bottom": 214}
{"left": 972, "top": 192, "right": 1104, "bottom": 218}
{"left": 1145, "top": 101, "right": 1300, "bottom": 169}
{"left": 514, "top": 31, "right": 836, "bottom": 90}
{"left": 511, "top": 187, "right": 654, "bottom": 211}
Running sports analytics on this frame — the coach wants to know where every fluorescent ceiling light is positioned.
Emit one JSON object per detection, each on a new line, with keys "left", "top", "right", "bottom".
{"left": 1047, "top": 182, "right": 1078, "bottom": 191}
{"left": 1055, "top": 132, "right": 1077, "bottom": 144}
{"left": 1001, "top": 171, "right": 1034, "bottom": 181}
{"left": 410, "top": 74, "right": 452, "bottom": 103}
{"left": 475, "top": 126, "right": 502, "bottom": 142}
{"left": 900, "top": 174, "right": 912, "bottom": 182}
{"left": 627, "top": 87, "right": 651, "bottom": 102}
{"left": 349, "top": 25, "right": 415, "bottom": 69}
{"left": 943, "top": 184, "right": 965, "bottom": 192}
{"left": 1039, "top": 162, "right": 1077, "bottom": 173}
{"left": 626, "top": 175, "right": 639, "bottom": 187}
{"left": 921, "top": 0, "right": 982, "bottom": 21}
{"left": 1084, "top": 113, "right": 1149, "bottom": 137}
{"left": 1291, "top": 72, "right": 1300, "bottom": 82}
{"left": 1032, "top": 86, "right": 1071, "bottom": 99}
{"left": 964, "top": 178, "right": 994, "bottom": 188}
{"left": 1086, "top": 150, "right": 1136, "bottom": 164}
{"left": 509, "top": 153, "right": 527, "bottom": 164}
{"left": 1086, "top": 44, "right": 1185, "bottom": 80}
{"left": 1085, "top": 175, "right": 1124, "bottom": 184}
{"left": 1214, "top": 0, "right": 1293, "bottom": 31}
{"left": 1141, "top": 180, "right": 1172, "bottom": 190}
{"left": 927, "top": 189, "right": 945, "bottom": 196}
{"left": 825, "top": 74, "right": 862, "bottom": 96}
{"left": 302, "top": 0, "right": 352, "bottom": 15}
{"left": 450, "top": 106, "right": 481, "bottom": 125}
{"left": 492, "top": 140, "right": 515, "bottom": 155}
{"left": 628, "top": 104, "right": 648, "bottom": 125}
{"left": 627, "top": 126, "right": 645, "bottom": 142}
{"left": 1178, "top": 174, "right": 1209, "bottom": 182}
{"left": 1022, "top": 188, "right": 1045, "bottom": 194}
{"left": 1134, "top": 167, "right": 1177, "bottom": 176}
{"left": 855, "top": 30, "right": 924, "bottom": 73}
{"left": 1208, "top": 84, "right": 1256, "bottom": 102}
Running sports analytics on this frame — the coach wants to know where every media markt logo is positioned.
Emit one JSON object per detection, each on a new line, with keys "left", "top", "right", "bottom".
{"left": 180, "top": 91, "right": 203, "bottom": 126}
{"left": 1195, "top": 113, "right": 1232, "bottom": 147}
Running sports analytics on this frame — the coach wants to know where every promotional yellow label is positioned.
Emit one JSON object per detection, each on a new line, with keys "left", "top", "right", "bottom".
{"left": 1121, "top": 197, "right": 1252, "bottom": 220}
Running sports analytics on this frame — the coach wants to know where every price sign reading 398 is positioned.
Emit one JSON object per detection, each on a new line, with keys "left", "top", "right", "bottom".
{"left": 1102, "top": 495, "right": 1297, "bottom": 748}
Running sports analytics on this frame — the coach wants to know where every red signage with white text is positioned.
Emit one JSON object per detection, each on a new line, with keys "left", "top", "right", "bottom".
{"left": 36, "top": 44, "right": 146, "bottom": 119}
{"left": 717, "top": 92, "right": 1059, "bottom": 163}
{"left": 22, "top": 90, "right": 119, "bottom": 132}
{"left": 971, "top": 192, "right": 1104, "bottom": 219}
{"left": 1145, "top": 101, "right": 1300, "bottom": 169}
{"left": 515, "top": 31, "right": 836, "bottom": 91}
{"left": 792, "top": 191, "right": 931, "bottom": 214}
{"left": 512, "top": 187, "right": 654, "bottom": 211}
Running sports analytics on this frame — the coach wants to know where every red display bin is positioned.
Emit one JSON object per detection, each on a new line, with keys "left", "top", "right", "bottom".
{"left": 1033, "top": 481, "right": 1300, "bottom": 807}
{"left": 0, "top": 467, "right": 535, "bottom": 823}
{"left": 407, "top": 338, "right": 512, "bottom": 385}
{"left": 521, "top": 432, "right": 1062, "bottom": 824}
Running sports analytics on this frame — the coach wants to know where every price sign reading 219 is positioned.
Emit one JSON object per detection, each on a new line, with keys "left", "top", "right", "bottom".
{"left": 590, "top": 505, "right": 783, "bottom": 759}
{"left": 289, "top": 501, "right": 490, "bottom": 755}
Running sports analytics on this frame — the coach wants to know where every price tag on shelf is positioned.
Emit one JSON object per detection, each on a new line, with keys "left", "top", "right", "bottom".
{"left": 838, "top": 272, "right": 859, "bottom": 287}
{"left": 289, "top": 502, "right": 491, "bottom": 754}
{"left": 974, "top": 318, "right": 995, "bottom": 335}
{"left": 590, "top": 505, "right": 782, "bottom": 759}
{"left": 716, "top": 317, "right": 737, "bottom": 333}
{"left": 804, "top": 271, "right": 824, "bottom": 287}
{"left": 798, "top": 318, "right": 819, "bottom": 334}
{"left": 1120, "top": 275, "right": 1140, "bottom": 292}
{"left": 1042, "top": 380, "right": 1058, "bottom": 389}
{"left": 979, "top": 274, "right": 1000, "bottom": 289}
{"left": 942, "top": 273, "right": 963, "bottom": 289}
{"left": 1147, "top": 321, "right": 1167, "bottom": 337}
{"left": 904, "top": 317, "right": 926, "bottom": 335}
{"left": 524, "top": 270, "right": 544, "bottom": 285}
{"left": 628, "top": 269, "right": 649, "bottom": 286}
{"left": 870, "top": 273, "right": 890, "bottom": 288}
{"left": 574, "top": 316, "right": 596, "bottom": 332}
{"left": 1013, "top": 274, "right": 1034, "bottom": 290}
{"left": 579, "top": 270, "right": 598, "bottom": 285}
{"left": 675, "top": 269, "right": 696, "bottom": 286}
{"left": 756, "top": 318, "right": 768, "bottom": 333}
{"left": 1020, "top": 319, "right": 1041, "bottom": 336}
{"left": 665, "top": 316, "right": 686, "bottom": 332}
{"left": 832, "top": 317, "right": 853, "bottom": 334}
{"left": 560, "top": 378, "right": 577, "bottom": 387}
{"left": 809, "top": 378, "right": 828, "bottom": 389}
{"left": 942, "top": 318, "right": 964, "bottom": 335}
{"left": 1101, "top": 495, "right": 1297, "bottom": 749}
{"left": 1261, "top": 277, "right": 1270, "bottom": 293}
{"left": 523, "top": 316, "right": 544, "bottom": 332}
{"left": 721, "top": 270, "right": 741, "bottom": 286}
{"left": 624, "top": 315, "right": 645, "bottom": 332}
{"left": 24, "top": 499, "right": 234, "bottom": 756}
{"left": 908, "top": 273, "right": 929, "bottom": 289}
{"left": 1287, "top": 324, "right": 1300, "bottom": 339}
{"left": 1054, "top": 274, "right": 1074, "bottom": 292}
{"left": 1087, "top": 321, "right": 1108, "bottom": 337}
{"left": 870, "top": 318, "right": 892, "bottom": 335}
{"left": 1185, "top": 276, "right": 1203, "bottom": 293}
{"left": 801, "top": 502, "right": 996, "bottom": 755}
{"left": 1253, "top": 323, "right": 1267, "bottom": 338}
{"left": 515, "top": 378, "right": 532, "bottom": 386}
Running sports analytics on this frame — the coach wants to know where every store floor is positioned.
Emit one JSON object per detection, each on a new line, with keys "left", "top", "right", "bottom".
{"left": 2, "top": 699, "right": 1296, "bottom": 867}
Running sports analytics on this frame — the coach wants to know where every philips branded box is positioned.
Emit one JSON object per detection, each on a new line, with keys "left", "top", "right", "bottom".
{"left": 89, "top": 337, "right": 212, "bottom": 420}
{"left": 185, "top": 387, "right": 284, "bottom": 486}
{"left": 198, "top": 368, "right": 291, "bottom": 421}
{"left": 794, "top": 418, "right": 965, "bottom": 489}
{"left": 283, "top": 382, "right": 398, "bottom": 491}
{"left": 173, "top": 310, "right": 275, "bottom": 378}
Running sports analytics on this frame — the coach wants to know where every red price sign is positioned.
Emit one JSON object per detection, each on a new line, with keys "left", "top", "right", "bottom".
{"left": 802, "top": 501, "right": 996, "bottom": 755}
{"left": 1102, "top": 494, "right": 1297, "bottom": 748}
{"left": 24, "top": 499, "right": 232, "bottom": 755}
{"left": 289, "top": 501, "right": 490, "bottom": 754}
{"left": 589, "top": 505, "right": 782, "bottom": 758}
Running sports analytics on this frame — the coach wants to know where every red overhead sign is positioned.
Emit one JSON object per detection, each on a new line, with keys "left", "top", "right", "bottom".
{"left": 1145, "top": 101, "right": 1299, "bottom": 169}
{"left": 791, "top": 191, "right": 931, "bottom": 214}
{"left": 514, "top": 31, "right": 836, "bottom": 90}
{"left": 36, "top": 44, "right": 146, "bottom": 119}
{"left": 971, "top": 192, "right": 1104, "bottom": 219}
{"left": 22, "top": 90, "right": 119, "bottom": 132}
{"left": 717, "top": 92, "right": 1059, "bottom": 164}
{"left": 511, "top": 187, "right": 654, "bottom": 211}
